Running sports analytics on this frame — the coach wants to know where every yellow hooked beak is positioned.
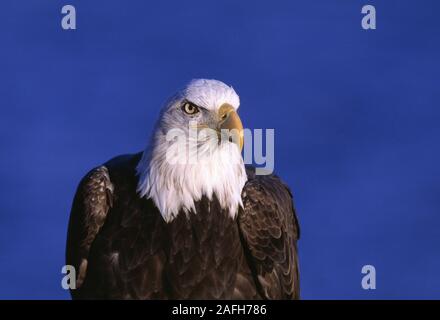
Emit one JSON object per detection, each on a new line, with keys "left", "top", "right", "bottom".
{"left": 218, "top": 103, "right": 244, "bottom": 152}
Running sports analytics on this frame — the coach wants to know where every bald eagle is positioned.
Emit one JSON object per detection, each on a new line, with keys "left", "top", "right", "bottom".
{"left": 66, "top": 79, "right": 300, "bottom": 299}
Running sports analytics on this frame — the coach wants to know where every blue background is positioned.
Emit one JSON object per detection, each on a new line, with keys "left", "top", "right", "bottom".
{"left": 0, "top": 0, "right": 439, "bottom": 299}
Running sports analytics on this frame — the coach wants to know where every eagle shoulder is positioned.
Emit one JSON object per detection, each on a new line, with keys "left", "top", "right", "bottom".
{"left": 66, "top": 165, "right": 114, "bottom": 291}
{"left": 239, "top": 165, "right": 300, "bottom": 299}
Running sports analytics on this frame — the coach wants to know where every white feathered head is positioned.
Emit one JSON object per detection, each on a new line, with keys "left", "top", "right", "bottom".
{"left": 137, "top": 79, "right": 247, "bottom": 222}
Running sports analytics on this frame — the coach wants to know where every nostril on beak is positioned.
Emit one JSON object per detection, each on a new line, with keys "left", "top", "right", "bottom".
{"left": 217, "top": 103, "right": 244, "bottom": 151}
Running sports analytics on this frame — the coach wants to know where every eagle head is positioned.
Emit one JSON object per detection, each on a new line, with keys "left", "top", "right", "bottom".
{"left": 136, "top": 79, "right": 248, "bottom": 222}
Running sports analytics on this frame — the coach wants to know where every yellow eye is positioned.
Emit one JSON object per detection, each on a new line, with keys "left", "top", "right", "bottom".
{"left": 182, "top": 102, "right": 199, "bottom": 115}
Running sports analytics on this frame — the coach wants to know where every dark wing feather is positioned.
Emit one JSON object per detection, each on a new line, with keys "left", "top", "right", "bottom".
{"left": 66, "top": 166, "right": 113, "bottom": 297}
{"left": 239, "top": 166, "right": 300, "bottom": 299}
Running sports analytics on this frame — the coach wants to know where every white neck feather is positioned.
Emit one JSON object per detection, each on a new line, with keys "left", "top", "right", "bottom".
{"left": 136, "top": 130, "right": 247, "bottom": 223}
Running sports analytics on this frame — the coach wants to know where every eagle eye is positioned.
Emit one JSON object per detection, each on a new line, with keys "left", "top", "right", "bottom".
{"left": 182, "top": 102, "right": 199, "bottom": 115}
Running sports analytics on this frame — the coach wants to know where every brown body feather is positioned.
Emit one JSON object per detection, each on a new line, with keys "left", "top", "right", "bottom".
{"left": 66, "top": 153, "right": 300, "bottom": 299}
